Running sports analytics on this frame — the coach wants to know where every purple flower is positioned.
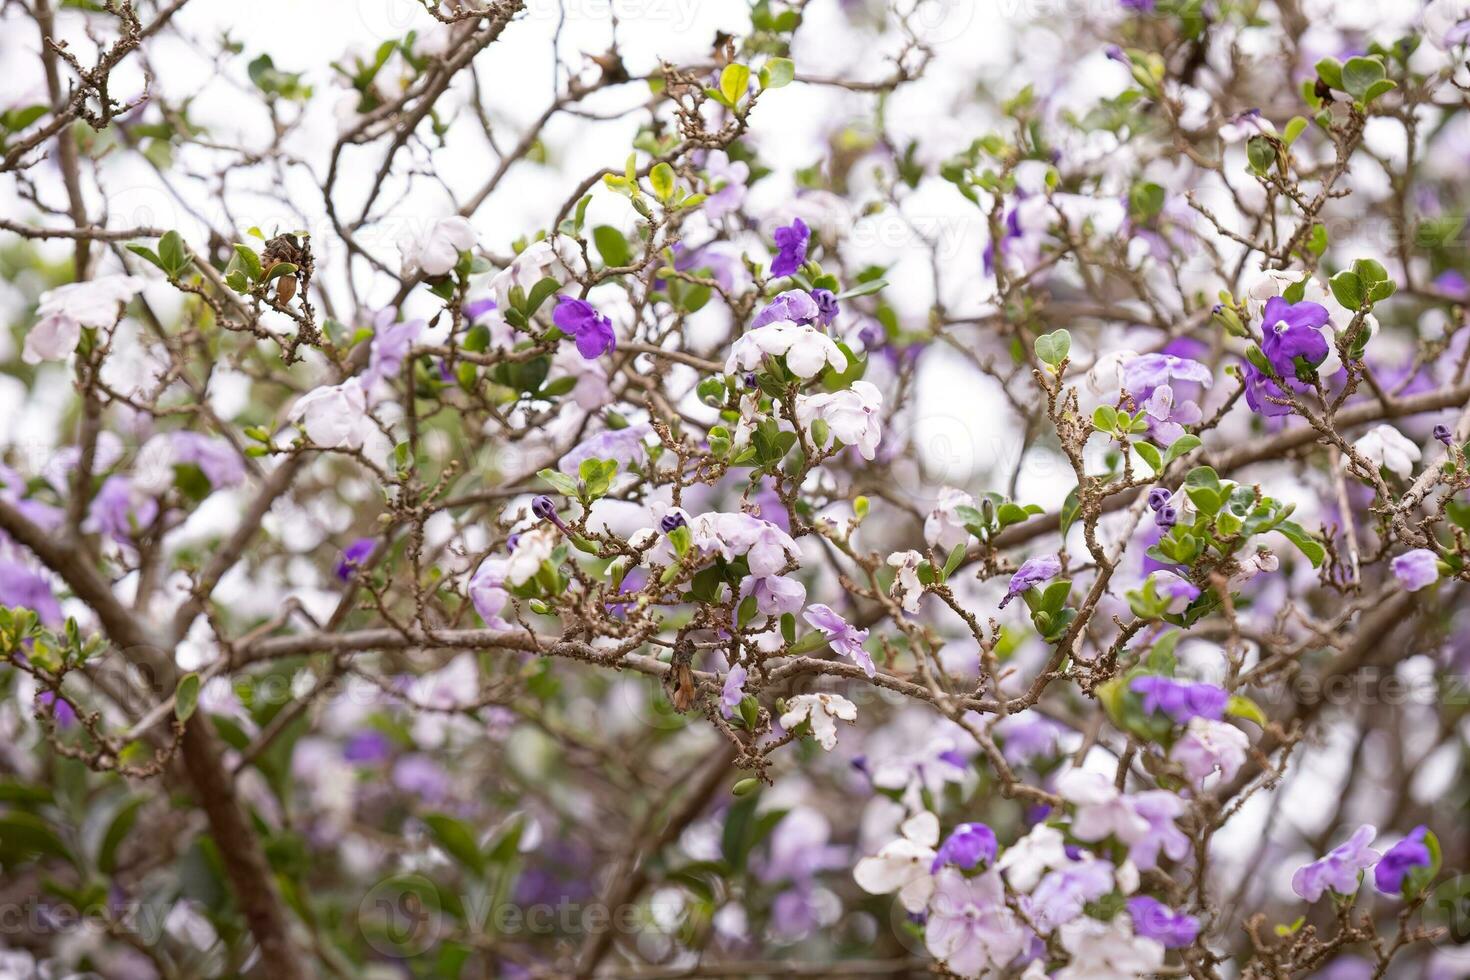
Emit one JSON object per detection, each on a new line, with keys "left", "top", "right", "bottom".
{"left": 999, "top": 554, "right": 1063, "bottom": 608}
{"left": 924, "top": 870, "right": 1027, "bottom": 976}
{"left": 169, "top": 432, "right": 246, "bottom": 489}
{"left": 1155, "top": 505, "right": 1178, "bottom": 529}
{"left": 812, "top": 288, "right": 838, "bottom": 324}
{"left": 803, "top": 603, "right": 874, "bottom": 676}
{"left": 336, "top": 537, "right": 376, "bottom": 581}
{"left": 1146, "top": 487, "right": 1171, "bottom": 511}
{"left": 993, "top": 713, "right": 1063, "bottom": 765}
{"left": 720, "top": 665, "right": 747, "bottom": 719}
{"left": 532, "top": 494, "right": 570, "bottom": 533}
{"left": 659, "top": 512, "right": 687, "bottom": 533}
{"left": 1243, "top": 361, "right": 1298, "bottom": 418}
{"left": 37, "top": 691, "right": 76, "bottom": 729}
{"left": 1292, "top": 824, "right": 1380, "bottom": 902}
{"left": 0, "top": 561, "right": 63, "bottom": 626}
{"left": 83, "top": 475, "right": 158, "bottom": 546}
{"left": 1129, "top": 675, "right": 1228, "bottom": 724}
{"left": 1120, "top": 0, "right": 1155, "bottom": 10}
{"left": 558, "top": 423, "right": 652, "bottom": 476}
{"left": 552, "top": 295, "right": 616, "bottom": 359}
{"left": 931, "top": 823, "right": 998, "bottom": 872}
{"left": 1434, "top": 424, "right": 1453, "bottom": 446}
{"left": 1126, "top": 896, "right": 1198, "bottom": 948}
{"left": 1259, "top": 296, "right": 1330, "bottom": 376}
{"left": 393, "top": 754, "right": 450, "bottom": 802}
{"left": 1391, "top": 549, "right": 1439, "bottom": 592}
{"left": 343, "top": 730, "right": 392, "bottom": 764}
{"left": 1374, "top": 826, "right": 1432, "bottom": 895}
{"left": 1126, "top": 790, "right": 1190, "bottom": 871}
{"left": 770, "top": 218, "right": 810, "bottom": 277}
{"left": 752, "top": 289, "right": 821, "bottom": 328}
{"left": 364, "top": 315, "right": 425, "bottom": 387}
{"left": 1029, "top": 857, "right": 1115, "bottom": 931}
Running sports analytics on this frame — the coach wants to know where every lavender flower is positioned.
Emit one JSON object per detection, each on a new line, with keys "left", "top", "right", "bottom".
{"left": 1391, "top": 549, "right": 1439, "bottom": 592}
{"left": 1146, "top": 487, "right": 1171, "bottom": 511}
{"left": 1434, "top": 424, "right": 1453, "bottom": 446}
{"left": 1155, "top": 505, "right": 1178, "bottom": 529}
{"left": 0, "top": 561, "right": 63, "bottom": 625}
{"left": 1292, "top": 824, "right": 1381, "bottom": 902}
{"left": 1374, "top": 826, "right": 1432, "bottom": 895}
{"left": 770, "top": 218, "right": 810, "bottom": 277}
{"left": 751, "top": 289, "right": 820, "bottom": 328}
{"left": 803, "top": 603, "right": 875, "bottom": 676}
{"left": 552, "top": 295, "right": 616, "bottom": 359}
{"left": 1127, "top": 895, "right": 1198, "bottom": 948}
{"left": 720, "top": 665, "right": 748, "bottom": 719}
{"left": 999, "top": 554, "right": 1063, "bottom": 608}
{"left": 532, "top": 495, "right": 570, "bottom": 533}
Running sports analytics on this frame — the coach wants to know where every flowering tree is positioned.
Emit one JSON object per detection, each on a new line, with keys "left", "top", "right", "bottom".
{"left": 4, "top": 0, "right": 1470, "bottom": 976}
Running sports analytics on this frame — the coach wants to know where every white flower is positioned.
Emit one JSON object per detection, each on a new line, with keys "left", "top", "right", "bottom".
{"left": 1354, "top": 424, "right": 1421, "bottom": 479}
{"left": 924, "top": 487, "right": 975, "bottom": 552}
{"left": 1228, "top": 548, "right": 1278, "bottom": 587}
{"left": 995, "top": 823, "right": 1067, "bottom": 892}
{"left": 399, "top": 216, "right": 477, "bottom": 277}
{"left": 852, "top": 810, "right": 939, "bottom": 912}
{"left": 504, "top": 525, "right": 557, "bottom": 586}
{"left": 487, "top": 235, "right": 578, "bottom": 306}
{"left": 1170, "top": 718, "right": 1251, "bottom": 787}
{"left": 726, "top": 321, "right": 846, "bottom": 379}
{"left": 1058, "top": 769, "right": 1149, "bottom": 845}
{"left": 1425, "top": 0, "right": 1470, "bottom": 49}
{"left": 779, "top": 692, "right": 856, "bottom": 751}
{"left": 25, "top": 274, "right": 145, "bottom": 364}
{"left": 686, "top": 511, "right": 800, "bottom": 578}
{"left": 1056, "top": 915, "right": 1164, "bottom": 980}
{"left": 886, "top": 550, "right": 925, "bottom": 613}
{"left": 288, "top": 379, "right": 370, "bottom": 449}
{"left": 795, "top": 380, "right": 883, "bottom": 460}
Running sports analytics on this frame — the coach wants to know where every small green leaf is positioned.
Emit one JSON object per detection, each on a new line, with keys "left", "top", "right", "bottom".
{"left": 760, "top": 57, "right": 795, "bottom": 89}
{"left": 1135, "top": 442, "right": 1163, "bottom": 474}
{"left": 649, "top": 162, "right": 676, "bottom": 202}
{"left": 1341, "top": 56, "right": 1385, "bottom": 99}
{"left": 1035, "top": 329, "right": 1072, "bottom": 368}
{"left": 719, "top": 64, "right": 751, "bottom": 107}
{"left": 592, "top": 225, "right": 632, "bottom": 268}
{"left": 174, "top": 673, "right": 200, "bottom": 722}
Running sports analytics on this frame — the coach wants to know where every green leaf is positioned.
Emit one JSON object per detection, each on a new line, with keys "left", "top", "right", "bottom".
{"left": 592, "top": 225, "right": 632, "bottom": 268}
{"left": 1329, "top": 270, "right": 1364, "bottom": 309}
{"left": 1363, "top": 78, "right": 1397, "bottom": 104}
{"left": 97, "top": 795, "right": 145, "bottom": 874}
{"left": 1035, "top": 329, "right": 1072, "bottom": 368}
{"left": 760, "top": 57, "right": 795, "bottom": 89}
{"left": 233, "top": 244, "right": 264, "bottom": 282}
{"left": 833, "top": 277, "right": 888, "bottom": 301}
{"left": 126, "top": 244, "right": 166, "bottom": 272}
{"left": 174, "top": 673, "right": 201, "bottom": 722}
{"left": 1282, "top": 116, "right": 1308, "bottom": 145}
{"left": 1276, "top": 520, "right": 1326, "bottom": 567}
{"left": 1165, "top": 434, "right": 1201, "bottom": 463}
{"left": 1315, "top": 57, "right": 1344, "bottom": 90}
{"left": 1225, "top": 695, "right": 1268, "bottom": 727}
{"left": 1341, "top": 56, "right": 1385, "bottom": 99}
{"left": 649, "top": 162, "right": 675, "bottom": 202}
{"left": 1135, "top": 442, "right": 1162, "bottom": 474}
{"left": 159, "top": 231, "right": 189, "bottom": 278}
{"left": 719, "top": 64, "right": 751, "bottom": 107}
{"left": 424, "top": 813, "right": 486, "bottom": 876}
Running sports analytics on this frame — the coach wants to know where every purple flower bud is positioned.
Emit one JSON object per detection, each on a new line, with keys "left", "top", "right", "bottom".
{"left": 533, "top": 495, "right": 571, "bottom": 534}
{"left": 506, "top": 532, "right": 522, "bottom": 551}
{"left": 811, "top": 288, "right": 839, "bottom": 324}
{"left": 335, "top": 537, "right": 377, "bottom": 581}
{"left": 1146, "top": 487, "right": 1171, "bottom": 511}
{"left": 1155, "top": 505, "right": 1177, "bottom": 529}
{"left": 660, "top": 512, "right": 687, "bottom": 533}
{"left": 1434, "top": 424, "right": 1453, "bottom": 446}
